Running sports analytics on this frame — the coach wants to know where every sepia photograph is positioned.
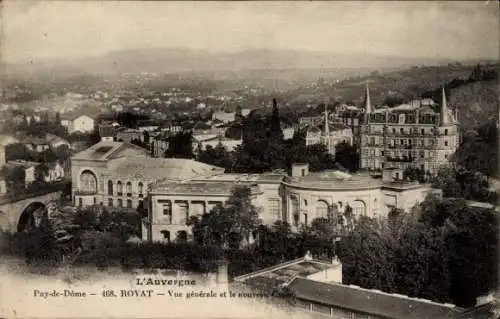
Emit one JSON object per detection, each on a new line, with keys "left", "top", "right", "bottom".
{"left": 0, "top": 1, "right": 499, "bottom": 318}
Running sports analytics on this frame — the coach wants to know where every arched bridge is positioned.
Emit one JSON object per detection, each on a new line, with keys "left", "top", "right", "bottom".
{"left": 0, "top": 181, "right": 70, "bottom": 233}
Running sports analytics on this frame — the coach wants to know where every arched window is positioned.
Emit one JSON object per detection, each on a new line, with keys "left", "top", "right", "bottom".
{"left": 80, "top": 170, "right": 97, "bottom": 193}
{"left": 176, "top": 230, "right": 188, "bottom": 243}
{"left": 161, "top": 230, "right": 171, "bottom": 242}
{"left": 138, "top": 182, "right": 144, "bottom": 197}
{"left": 351, "top": 200, "right": 366, "bottom": 216}
{"left": 316, "top": 200, "right": 329, "bottom": 218}
{"left": 126, "top": 182, "right": 132, "bottom": 196}
{"left": 444, "top": 129, "right": 448, "bottom": 136}
{"left": 117, "top": 181, "right": 123, "bottom": 195}
{"left": 107, "top": 180, "right": 113, "bottom": 195}
{"left": 291, "top": 196, "right": 299, "bottom": 226}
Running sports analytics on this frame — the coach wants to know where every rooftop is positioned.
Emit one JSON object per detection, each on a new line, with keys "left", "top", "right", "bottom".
{"left": 106, "top": 156, "right": 224, "bottom": 181}
{"left": 150, "top": 181, "right": 261, "bottom": 196}
{"left": 234, "top": 256, "right": 485, "bottom": 319}
{"left": 288, "top": 278, "right": 463, "bottom": 319}
{"left": 234, "top": 256, "right": 338, "bottom": 291}
{"left": 193, "top": 173, "right": 285, "bottom": 184}
{"left": 71, "top": 140, "right": 147, "bottom": 161}
{"left": 285, "top": 170, "right": 382, "bottom": 190}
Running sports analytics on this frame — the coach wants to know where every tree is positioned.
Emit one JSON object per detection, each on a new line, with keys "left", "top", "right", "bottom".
{"left": 403, "top": 167, "right": 426, "bottom": 183}
{"left": 53, "top": 144, "right": 71, "bottom": 163}
{"left": 197, "top": 143, "right": 232, "bottom": 172}
{"left": 269, "top": 98, "right": 284, "bottom": 142}
{"left": 310, "top": 217, "right": 336, "bottom": 242}
{"left": 34, "top": 163, "right": 49, "bottom": 183}
{"left": 165, "top": 131, "right": 194, "bottom": 159}
{"left": 189, "top": 186, "right": 261, "bottom": 248}
{"left": 55, "top": 112, "right": 61, "bottom": 124}
{"left": 88, "top": 128, "right": 101, "bottom": 146}
{"left": 418, "top": 195, "right": 499, "bottom": 306}
{"left": 394, "top": 224, "right": 450, "bottom": 302}
{"left": 338, "top": 217, "right": 396, "bottom": 292}
{"left": 432, "top": 166, "right": 497, "bottom": 203}
{"left": 453, "top": 120, "right": 498, "bottom": 176}
{"left": 334, "top": 141, "right": 360, "bottom": 172}
{"left": 224, "top": 186, "right": 262, "bottom": 246}
{"left": 37, "top": 148, "right": 58, "bottom": 163}
{"left": 1, "top": 165, "right": 26, "bottom": 192}
{"left": 5, "top": 143, "right": 36, "bottom": 162}
{"left": 188, "top": 204, "right": 233, "bottom": 247}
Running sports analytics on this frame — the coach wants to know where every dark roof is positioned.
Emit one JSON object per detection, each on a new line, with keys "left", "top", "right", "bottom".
{"left": 99, "top": 125, "right": 116, "bottom": 137}
{"left": 192, "top": 121, "right": 211, "bottom": 130}
{"left": 288, "top": 278, "right": 463, "bottom": 319}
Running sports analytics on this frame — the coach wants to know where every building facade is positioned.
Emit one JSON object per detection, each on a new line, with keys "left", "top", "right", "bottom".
{"left": 145, "top": 162, "right": 434, "bottom": 243}
{"left": 305, "top": 104, "right": 353, "bottom": 155}
{"left": 360, "top": 86, "right": 459, "bottom": 176}
{"left": 70, "top": 140, "right": 224, "bottom": 208}
{"left": 61, "top": 115, "right": 95, "bottom": 134}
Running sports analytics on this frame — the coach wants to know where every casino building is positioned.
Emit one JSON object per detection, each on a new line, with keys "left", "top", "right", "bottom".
{"left": 72, "top": 139, "right": 436, "bottom": 243}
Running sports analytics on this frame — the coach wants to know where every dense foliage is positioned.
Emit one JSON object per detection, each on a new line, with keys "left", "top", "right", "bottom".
{"left": 164, "top": 131, "right": 194, "bottom": 159}
{"left": 338, "top": 197, "right": 498, "bottom": 307}
{"left": 431, "top": 166, "right": 497, "bottom": 204}
{"left": 453, "top": 120, "right": 498, "bottom": 177}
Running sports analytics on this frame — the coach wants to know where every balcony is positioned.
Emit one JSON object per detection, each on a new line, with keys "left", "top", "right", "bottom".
{"left": 386, "top": 156, "right": 414, "bottom": 163}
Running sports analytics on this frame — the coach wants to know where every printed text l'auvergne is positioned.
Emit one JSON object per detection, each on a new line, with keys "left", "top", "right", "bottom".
{"left": 136, "top": 278, "right": 197, "bottom": 287}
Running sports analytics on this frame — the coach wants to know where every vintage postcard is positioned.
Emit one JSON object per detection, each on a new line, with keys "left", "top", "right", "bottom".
{"left": 0, "top": 1, "right": 499, "bottom": 318}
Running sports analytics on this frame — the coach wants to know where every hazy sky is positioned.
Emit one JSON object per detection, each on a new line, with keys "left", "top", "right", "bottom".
{"left": 2, "top": 1, "right": 499, "bottom": 64}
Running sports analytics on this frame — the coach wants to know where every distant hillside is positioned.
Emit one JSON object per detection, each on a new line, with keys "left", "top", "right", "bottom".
{"left": 4, "top": 48, "right": 454, "bottom": 78}
{"left": 285, "top": 62, "right": 499, "bottom": 130}
{"left": 448, "top": 79, "right": 498, "bottom": 130}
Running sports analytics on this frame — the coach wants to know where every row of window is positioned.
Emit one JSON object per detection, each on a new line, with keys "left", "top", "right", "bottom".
{"left": 107, "top": 180, "right": 144, "bottom": 196}
{"left": 107, "top": 198, "right": 143, "bottom": 208}
{"left": 290, "top": 198, "right": 366, "bottom": 226}
{"left": 366, "top": 137, "right": 451, "bottom": 147}
{"left": 368, "top": 113, "right": 438, "bottom": 125}
{"left": 363, "top": 149, "right": 450, "bottom": 160}
{"left": 368, "top": 126, "right": 451, "bottom": 136}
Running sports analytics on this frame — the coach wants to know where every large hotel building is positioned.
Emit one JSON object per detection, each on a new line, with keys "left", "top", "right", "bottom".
{"left": 359, "top": 86, "right": 459, "bottom": 176}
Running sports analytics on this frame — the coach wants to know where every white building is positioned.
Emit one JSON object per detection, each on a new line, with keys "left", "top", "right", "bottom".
{"left": 44, "top": 162, "right": 65, "bottom": 182}
{"left": 61, "top": 115, "right": 95, "bottom": 134}
{"left": 145, "top": 162, "right": 434, "bottom": 242}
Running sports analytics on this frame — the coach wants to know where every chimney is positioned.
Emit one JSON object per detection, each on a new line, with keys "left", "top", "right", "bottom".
{"left": 291, "top": 163, "right": 309, "bottom": 177}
